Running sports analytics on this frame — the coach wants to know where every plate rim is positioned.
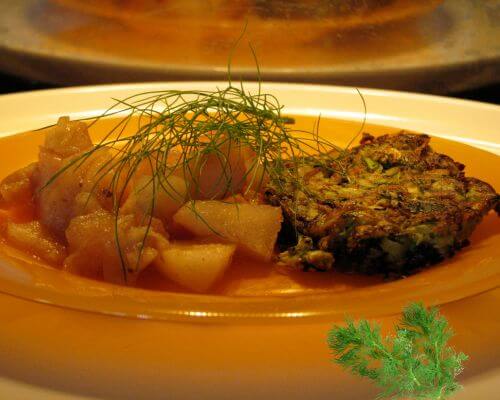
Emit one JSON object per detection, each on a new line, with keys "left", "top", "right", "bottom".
{"left": 1, "top": 81, "right": 499, "bottom": 152}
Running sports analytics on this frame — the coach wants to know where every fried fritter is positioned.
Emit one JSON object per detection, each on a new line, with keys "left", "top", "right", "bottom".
{"left": 265, "top": 132, "right": 499, "bottom": 276}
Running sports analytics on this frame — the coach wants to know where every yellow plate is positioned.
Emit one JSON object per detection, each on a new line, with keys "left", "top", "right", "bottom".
{"left": 0, "top": 83, "right": 498, "bottom": 399}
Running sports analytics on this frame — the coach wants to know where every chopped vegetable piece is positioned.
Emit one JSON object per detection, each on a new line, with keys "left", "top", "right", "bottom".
{"left": 64, "top": 211, "right": 169, "bottom": 284}
{"left": 157, "top": 242, "right": 236, "bottom": 292}
{"left": 173, "top": 200, "right": 282, "bottom": 261}
{"left": 122, "top": 174, "right": 189, "bottom": 222}
{"left": 6, "top": 221, "right": 66, "bottom": 264}
{"left": 0, "top": 163, "right": 38, "bottom": 205}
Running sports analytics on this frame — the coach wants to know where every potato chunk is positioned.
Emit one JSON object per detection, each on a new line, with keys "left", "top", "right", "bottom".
{"left": 122, "top": 174, "right": 189, "bottom": 222}
{"left": 37, "top": 147, "right": 114, "bottom": 238}
{"left": 173, "top": 201, "right": 282, "bottom": 261}
{"left": 0, "top": 163, "right": 38, "bottom": 205}
{"left": 189, "top": 140, "right": 249, "bottom": 199}
{"left": 64, "top": 211, "right": 169, "bottom": 285}
{"left": 43, "top": 116, "right": 93, "bottom": 158}
{"left": 158, "top": 243, "right": 236, "bottom": 292}
{"left": 35, "top": 117, "right": 119, "bottom": 239}
{"left": 6, "top": 221, "right": 66, "bottom": 264}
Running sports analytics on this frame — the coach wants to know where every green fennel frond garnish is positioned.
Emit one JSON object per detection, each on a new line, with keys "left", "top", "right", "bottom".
{"left": 327, "top": 303, "right": 468, "bottom": 400}
{"left": 42, "top": 82, "right": 342, "bottom": 281}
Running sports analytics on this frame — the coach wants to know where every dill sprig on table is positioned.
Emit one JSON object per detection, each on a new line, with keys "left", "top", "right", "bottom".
{"left": 327, "top": 303, "right": 468, "bottom": 400}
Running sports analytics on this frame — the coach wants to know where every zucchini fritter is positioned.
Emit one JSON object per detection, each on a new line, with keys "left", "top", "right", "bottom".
{"left": 265, "top": 132, "right": 499, "bottom": 276}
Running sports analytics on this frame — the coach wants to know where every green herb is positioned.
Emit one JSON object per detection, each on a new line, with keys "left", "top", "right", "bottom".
{"left": 41, "top": 33, "right": 362, "bottom": 281}
{"left": 42, "top": 81, "right": 341, "bottom": 280}
{"left": 327, "top": 303, "right": 467, "bottom": 400}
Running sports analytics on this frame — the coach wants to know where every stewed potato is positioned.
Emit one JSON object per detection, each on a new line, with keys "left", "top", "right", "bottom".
{"left": 173, "top": 201, "right": 282, "bottom": 261}
{"left": 157, "top": 242, "right": 236, "bottom": 292}
{"left": 64, "top": 210, "right": 169, "bottom": 284}
{"left": 6, "top": 221, "right": 67, "bottom": 264}
{"left": 122, "top": 174, "right": 189, "bottom": 222}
